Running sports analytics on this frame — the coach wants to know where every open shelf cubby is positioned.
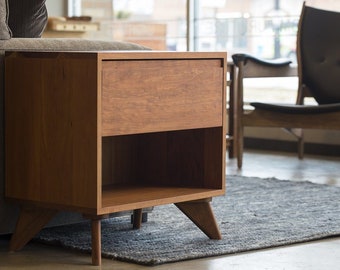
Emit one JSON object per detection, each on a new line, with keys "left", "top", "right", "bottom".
{"left": 100, "top": 127, "right": 224, "bottom": 213}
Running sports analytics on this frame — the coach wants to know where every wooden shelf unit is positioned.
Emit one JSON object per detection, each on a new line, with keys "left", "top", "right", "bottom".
{"left": 5, "top": 51, "right": 227, "bottom": 265}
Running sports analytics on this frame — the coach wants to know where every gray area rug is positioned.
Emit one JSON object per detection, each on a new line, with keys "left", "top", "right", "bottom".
{"left": 35, "top": 175, "right": 340, "bottom": 265}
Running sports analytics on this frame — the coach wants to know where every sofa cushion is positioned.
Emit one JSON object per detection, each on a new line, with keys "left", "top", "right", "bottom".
{"left": 8, "top": 0, "right": 48, "bottom": 38}
{"left": 0, "top": 38, "right": 151, "bottom": 51}
{"left": 0, "top": 0, "right": 11, "bottom": 40}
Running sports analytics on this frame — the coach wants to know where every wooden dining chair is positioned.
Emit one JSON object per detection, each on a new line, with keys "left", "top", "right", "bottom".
{"left": 232, "top": 2, "right": 340, "bottom": 169}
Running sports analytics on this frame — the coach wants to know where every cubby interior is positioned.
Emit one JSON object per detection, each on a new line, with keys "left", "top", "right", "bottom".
{"left": 102, "top": 127, "right": 223, "bottom": 189}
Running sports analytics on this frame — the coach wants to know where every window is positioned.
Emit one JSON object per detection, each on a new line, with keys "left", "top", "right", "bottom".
{"left": 70, "top": 0, "right": 311, "bottom": 60}
{"left": 67, "top": 0, "right": 338, "bottom": 104}
{"left": 75, "top": 0, "right": 187, "bottom": 51}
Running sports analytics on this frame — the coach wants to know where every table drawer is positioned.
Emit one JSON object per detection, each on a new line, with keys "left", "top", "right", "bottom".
{"left": 101, "top": 59, "right": 223, "bottom": 136}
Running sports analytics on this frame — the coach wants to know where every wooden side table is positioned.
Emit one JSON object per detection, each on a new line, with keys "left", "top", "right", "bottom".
{"left": 5, "top": 51, "right": 227, "bottom": 265}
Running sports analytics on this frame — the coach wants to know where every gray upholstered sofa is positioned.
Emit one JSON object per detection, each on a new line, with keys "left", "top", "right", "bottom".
{"left": 0, "top": 0, "right": 149, "bottom": 234}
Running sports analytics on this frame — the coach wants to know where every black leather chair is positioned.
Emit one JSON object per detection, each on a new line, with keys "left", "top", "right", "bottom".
{"left": 232, "top": 2, "right": 340, "bottom": 169}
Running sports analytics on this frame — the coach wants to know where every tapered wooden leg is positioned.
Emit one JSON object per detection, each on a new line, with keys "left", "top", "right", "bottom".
{"left": 132, "top": 209, "right": 143, "bottom": 229}
{"left": 83, "top": 214, "right": 109, "bottom": 266}
{"left": 9, "top": 206, "right": 58, "bottom": 251}
{"left": 91, "top": 219, "right": 101, "bottom": 266}
{"left": 175, "top": 198, "right": 222, "bottom": 240}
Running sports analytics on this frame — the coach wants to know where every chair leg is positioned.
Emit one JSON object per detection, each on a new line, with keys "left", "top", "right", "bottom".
{"left": 234, "top": 62, "right": 244, "bottom": 169}
{"left": 237, "top": 125, "right": 244, "bottom": 169}
{"left": 284, "top": 128, "right": 304, "bottom": 159}
{"left": 298, "top": 135, "right": 304, "bottom": 159}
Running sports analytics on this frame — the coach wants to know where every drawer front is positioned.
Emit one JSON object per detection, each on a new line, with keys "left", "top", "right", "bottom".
{"left": 101, "top": 59, "right": 223, "bottom": 136}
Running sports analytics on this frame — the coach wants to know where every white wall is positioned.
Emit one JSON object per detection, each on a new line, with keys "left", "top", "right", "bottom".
{"left": 46, "top": 0, "right": 68, "bottom": 16}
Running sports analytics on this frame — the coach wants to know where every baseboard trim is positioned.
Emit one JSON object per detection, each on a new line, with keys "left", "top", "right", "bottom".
{"left": 244, "top": 137, "right": 340, "bottom": 157}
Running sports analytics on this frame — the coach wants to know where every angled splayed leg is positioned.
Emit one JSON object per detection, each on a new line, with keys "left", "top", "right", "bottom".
{"left": 9, "top": 206, "right": 58, "bottom": 251}
{"left": 175, "top": 198, "right": 222, "bottom": 240}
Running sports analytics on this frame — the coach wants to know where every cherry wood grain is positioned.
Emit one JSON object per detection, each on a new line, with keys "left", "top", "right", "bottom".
{"left": 175, "top": 199, "right": 222, "bottom": 240}
{"left": 91, "top": 218, "right": 101, "bottom": 266}
{"left": 101, "top": 59, "right": 223, "bottom": 136}
{"left": 5, "top": 52, "right": 99, "bottom": 210}
{"left": 9, "top": 206, "right": 58, "bottom": 251}
{"left": 101, "top": 128, "right": 224, "bottom": 188}
{"left": 100, "top": 186, "right": 223, "bottom": 214}
{"left": 5, "top": 51, "right": 227, "bottom": 266}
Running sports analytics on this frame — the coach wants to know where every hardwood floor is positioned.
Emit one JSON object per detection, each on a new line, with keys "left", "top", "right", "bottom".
{"left": 1, "top": 150, "right": 339, "bottom": 270}
{"left": 228, "top": 150, "right": 340, "bottom": 187}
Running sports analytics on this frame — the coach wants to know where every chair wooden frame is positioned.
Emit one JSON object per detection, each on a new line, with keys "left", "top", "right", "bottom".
{"left": 232, "top": 2, "right": 340, "bottom": 169}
